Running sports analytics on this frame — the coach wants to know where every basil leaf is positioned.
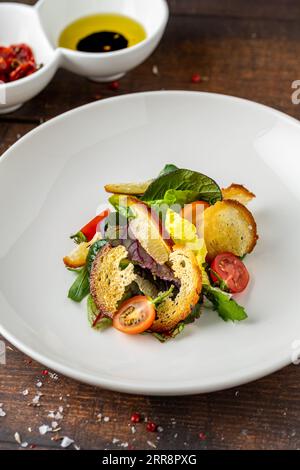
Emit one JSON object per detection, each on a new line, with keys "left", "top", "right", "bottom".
{"left": 203, "top": 285, "right": 247, "bottom": 321}
{"left": 68, "top": 268, "right": 90, "bottom": 302}
{"left": 87, "top": 295, "right": 112, "bottom": 330}
{"left": 86, "top": 239, "right": 107, "bottom": 274}
{"left": 142, "top": 169, "right": 222, "bottom": 205}
{"left": 158, "top": 164, "right": 179, "bottom": 177}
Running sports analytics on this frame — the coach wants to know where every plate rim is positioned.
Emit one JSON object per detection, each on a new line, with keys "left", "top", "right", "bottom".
{"left": 0, "top": 90, "right": 297, "bottom": 395}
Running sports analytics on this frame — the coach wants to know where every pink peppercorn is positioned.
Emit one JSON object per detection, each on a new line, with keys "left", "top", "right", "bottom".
{"left": 146, "top": 422, "right": 157, "bottom": 432}
{"left": 191, "top": 73, "right": 202, "bottom": 84}
{"left": 131, "top": 412, "right": 141, "bottom": 423}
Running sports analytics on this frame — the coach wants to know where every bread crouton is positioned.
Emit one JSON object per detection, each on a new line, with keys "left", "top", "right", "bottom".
{"left": 104, "top": 180, "right": 152, "bottom": 195}
{"left": 90, "top": 244, "right": 136, "bottom": 317}
{"left": 151, "top": 246, "right": 202, "bottom": 332}
{"left": 222, "top": 183, "right": 255, "bottom": 206}
{"left": 204, "top": 200, "right": 258, "bottom": 260}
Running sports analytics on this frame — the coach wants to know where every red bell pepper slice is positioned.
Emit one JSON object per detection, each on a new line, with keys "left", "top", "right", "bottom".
{"left": 80, "top": 209, "right": 110, "bottom": 242}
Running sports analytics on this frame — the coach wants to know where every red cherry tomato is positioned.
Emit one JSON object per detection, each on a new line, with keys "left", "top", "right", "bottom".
{"left": 113, "top": 296, "right": 156, "bottom": 335}
{"left": 80, "top": 209, "right": 110, "bottom": 241}
{"left": 210, "top": 252, "right": 250, "bottom": 293}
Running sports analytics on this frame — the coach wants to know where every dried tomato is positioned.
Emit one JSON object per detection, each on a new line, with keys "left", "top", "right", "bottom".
{"left": 9, "top": 61, "right": 36, "bottom": 81}
{"left": 0, "top": 43, "right": 38, "bottom": 83}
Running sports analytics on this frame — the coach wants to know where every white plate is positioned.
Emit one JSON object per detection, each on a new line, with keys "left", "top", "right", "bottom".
{"left": 1, "top": 91, "right": 300, "bottom": 396}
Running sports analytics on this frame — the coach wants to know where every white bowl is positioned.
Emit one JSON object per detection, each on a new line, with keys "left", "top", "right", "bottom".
{"left": 0, "top": 91, "right": 300, "bottom": 395}
{"left": 0, "top": 0, "right": 168, "bottom": 113}
{"left": 38, "top": 0, "right": 169, "bottom": 82}
{"left": 0, "top": 2, "right": 59, "bottom": 114}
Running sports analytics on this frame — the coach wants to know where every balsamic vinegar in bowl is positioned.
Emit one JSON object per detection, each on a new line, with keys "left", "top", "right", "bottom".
{"left": 58, "top": 14, "right": 147, "bottom": 53}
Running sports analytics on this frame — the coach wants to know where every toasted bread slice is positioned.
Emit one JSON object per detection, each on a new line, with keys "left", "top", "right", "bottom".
{"left": 90, "top": 244, "right": 136, "bottom": 317}
{"left": 204, "top": 200, "right": 258, "bottom": 260}
{"left": 105, "top": 180, "right": 152, "bottom": 195}
{"left": 151, "top": 246, "right": 202, "bottom": 333}
{"left": 222, "top": 184, "right": 255, "bottom": 206}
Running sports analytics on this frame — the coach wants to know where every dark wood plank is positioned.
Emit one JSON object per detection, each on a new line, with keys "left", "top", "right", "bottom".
{"left": 0, "top": 14, "right": 299, "bottom": 122}
{"left": 1, "top": 335, "right": 300, "bottom": 450}
{"left": 7, "top": 0, "right": 300, "bottom": 20}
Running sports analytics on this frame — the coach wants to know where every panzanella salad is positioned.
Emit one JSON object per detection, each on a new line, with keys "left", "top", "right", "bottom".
{"left": 63, "top": 164, "right": 258, "bottom": 341}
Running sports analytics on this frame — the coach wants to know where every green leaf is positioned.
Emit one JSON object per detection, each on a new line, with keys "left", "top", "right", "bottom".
{"left": 109, "top": 194, "right": 135, "bottom": 219}
{"left": 142, "top": 169, "right": 222, "bottom": 205}
{"left": 183, "top": 303, "right": 202, "bottom": 324}
{"left": 202, "top": 285, "right": 247, "bottom": 322}
{"left": 209, "top": 268, "right": 229, "bottom": 292}
{"left": 87, "top": 295, "right": 112, "bottom": 331}
{"left": 70, "top": 231, "right": 87, "bottom": 244}
{"left": 68, "top": 267, "right": 90, "bottom": 302}
{"left": 150, "top": 189, "right": 201, "bottom": 209}
{"left": 86, "top": 239, "right": 107, "bottom": 274}
{"left": 158, "top": 163, "right": 179, "bottom": 177}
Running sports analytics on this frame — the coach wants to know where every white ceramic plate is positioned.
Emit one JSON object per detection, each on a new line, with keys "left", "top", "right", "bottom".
{"left": 1, "top": 91, "right": 300, "bottom": 395}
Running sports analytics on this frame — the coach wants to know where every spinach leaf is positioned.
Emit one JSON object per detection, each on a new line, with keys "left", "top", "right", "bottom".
{"left": 158, "top": 163, "right": 179, "bottom": 177}
{"left": 68, "top": 268, "right": 90, "bottom": 303}
{"left": 87, "top": 295, "right": 112, "bottom": 330}
{"left": 202, "top": 285, "right": 247, "bottom": 322}
{"left": 142, "top": 169, "right": 222, "bottom": 205}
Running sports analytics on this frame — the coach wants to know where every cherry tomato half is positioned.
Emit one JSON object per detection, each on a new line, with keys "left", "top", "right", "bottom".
{"left": 180, "top": 200, "right": 209, "bottom": 230}
{"left": 210, "top": 252, "right": 250, "bottom": 294}
{"left": 113, "top": 296, "right": 156, "bottom": 335}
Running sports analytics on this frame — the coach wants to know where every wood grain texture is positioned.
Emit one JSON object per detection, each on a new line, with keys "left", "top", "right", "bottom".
{"left": 1, "top": 0, "right": 300, "bottom": 451}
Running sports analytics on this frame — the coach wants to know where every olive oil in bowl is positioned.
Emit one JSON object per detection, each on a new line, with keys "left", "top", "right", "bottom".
{"left": 58, "top": 14, "right": 147, "bottom": 53}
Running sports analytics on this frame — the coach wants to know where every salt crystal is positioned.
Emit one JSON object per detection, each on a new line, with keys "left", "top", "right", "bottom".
{"left": 120, "top": 442, "right": 128, "bottom": 448}
{"left": 131, "top": 426, "right": 136, "bottom": 434}
{"left": 58, "top": 406, "right": 64, "bottom": 413}
{"left": 51, "top": 421, "right": 58, "bottom": 429}
{"left": 157, "top": 426, "right": 164, "bottom": 433}
{"left": 103, "top": 416, "right": 110, "bottom": 422}
{"left": 28, "top": 427, "right": 32, "bottom": 433}
{"left": 22, "top": 389, "right": 29, "bottom": 396}
{"left": 97, "top": 413, "right": 102, "bottom": 422}
{"left": 14, "top": 432, "right": 21, "bottom": 444}
{"left": 73, "top": 444, "right": 80, "bottom": 450}
{"left": 21, "top": 442, "right": 28, "bottom": 448}
{"left": 36, "top": 381, "right": 42, "bottom": 388}
{"left": 39, "top": 425, "right": 52, "bottom": 435}
{"left": 112, "top": 438, "right": 119, "bottom": 444}
{"left": 147, "top": 440, "right": 157, "bottom": 449}
{"left": 0, "top": 408, "right": 6, "bottom": 417}
{"left": 152, "top": 65, "right": 159, "bottom": 76}
{"left": 61, "top": 436, "right": 74, "bottom": 448}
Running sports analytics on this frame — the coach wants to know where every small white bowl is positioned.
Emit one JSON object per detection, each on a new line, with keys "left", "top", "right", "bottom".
{"left": 38, "top": 0, "right": 169, "bottom": 82}
{"left": 0, "top": 0, "right": 169, "bottom": 113}
{"left": 0, "top": 2, "right": 59, "bottom": 114}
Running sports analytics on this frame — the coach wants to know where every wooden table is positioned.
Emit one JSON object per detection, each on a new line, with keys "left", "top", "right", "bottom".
{"left": 1, "top": 0, "right": 300, "bottom": 451}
